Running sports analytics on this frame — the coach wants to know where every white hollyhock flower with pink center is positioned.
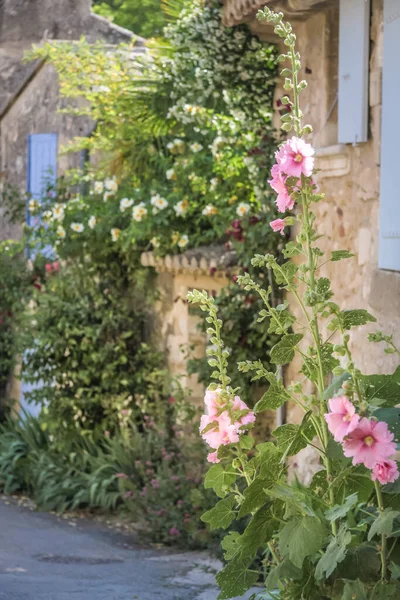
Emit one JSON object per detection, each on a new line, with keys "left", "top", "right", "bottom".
{"left": 342, "top": 418, "right": 397, "bottom": 468}
{"left": 276, "top": 136, "right": 315, "bottom": 178}
{"left": 324, "top": 396, "right": 360, "bottom": 442}
{"left": 371, "top": 460, "right": 399, "bottom": 485}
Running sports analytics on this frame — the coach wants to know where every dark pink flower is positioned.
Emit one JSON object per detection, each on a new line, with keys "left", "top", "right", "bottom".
{"left": 343, "top": 418, "right": 397, "bottom": 468}
{"left": 324, "top": 396, "right": 360, "bottom": 442}
{"left": 169, "top": 527, "right": 181, "bottom": 537}
{"left": 371, "top": 460, "right": 400, "bottom": 485}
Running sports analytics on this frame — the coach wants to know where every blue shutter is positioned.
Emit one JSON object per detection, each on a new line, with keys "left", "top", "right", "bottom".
{"left": 379, "top": 0, "right": 400, "bottom": 270}
{"left": 338, "top": 0, "right": 370, "bottom": 144}
{"left": 27, "top": 133, "right": 58, "bottom": 223}
{"left": 27, "top": 133, "right": 58, "bottom": 258}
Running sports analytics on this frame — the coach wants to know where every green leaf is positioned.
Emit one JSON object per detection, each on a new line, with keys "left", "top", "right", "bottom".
{"left": 216, "top": 560, "right": 259, "bottom": 600}
{"left": 323, "top": 372, "right": 351, "bottom": 401}
{"left": 326, "top": 493, "right": 358, "bottom": 522}
{"left": 204, "top": 464, "right": 236, "bottom": 498}
{"left": 342, "top": 579, "right": 367, "bottom": 600}
{"left": 254, "top": 381, "right": 290, "bottom": 412}
{"left": 274, "top": 261, "right": 298, "bottom": 286}
{"left": 368, "top": 509, "right": 400, "bottom": 541}
{"left": 238, "top": 478, "right": 270, "bottom": 518}
{"left": 279, "top": 515, "right": 326, "bottom": 568}
{"left": 273, "top": 416, "right": 315, "bottom": 458}
{"left": 373, "top": 408, "right": 400, "bottom": 444}
{"left": 301, "top": 343, "right": 339, "bottom": 382}
{"left": 315, "top": 525, "right": 351, "bottom": 580}
{"left": 370, "top": 582, "right": 398, "bottom": 600}
{"left": 270, "top": 333, "right": 303, "bottom": 365}
{"left": 257, "top": 442, "right": 283, "bottom": 478}
{"left": 341, "top": 309, "right": 377, "bottom": 330}
{"left": 331, "top": 250, "right": 354, "bottom": 262}
{"left": 265, "top": 557, "right": 302, "bottom": 591}
{"left": 282, "top": 241, "right": 301, "bottom": 258}
{"left": 335, "top": 544, "right": 381, "bottom": 582}
{"left": 201, "top": 496, "right": 236, "bottom": 531}
{"left": 360, "top": 366, "right": 400, "bottom": 408}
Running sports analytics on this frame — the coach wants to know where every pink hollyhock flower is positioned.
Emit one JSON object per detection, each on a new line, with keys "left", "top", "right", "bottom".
{"left": 169, "top": 527, "right": 181, "bottom": 537}
{"left": 232, "top": 396, "right": 256, "bottom": 426}
{"left": 115, "top": 472, "right": 129, "bottom": 479}
{"left": 150, "top": 479, "right": 159, "bottom": 489}
{"left": 268, "top": 167, "right": 294, "bottom": 212}
{"left": 343, "top": 418, "right": 397, "bottom": 468}
{"left": 207, "top": 451, "right": 220, "bottom": 463}
{"left": 277, "top": 136, "right": 315, "bottom": 178}
{"left": 45, "top": 263, "right": 53, "bottom": 273}
{"left": 270, "top": 218, "right": 286, "bottom": 235}
{"left": 371, "top": 460, "right": 400, "bottom": 485}
{"left": 204, "top": 388, "right": 221, "bottom": 417}
{"left": 200, "top": 411, "right": 240, "bottom": 450}
{"left": 324, "top": 396, "right": 360, "bottom": 442}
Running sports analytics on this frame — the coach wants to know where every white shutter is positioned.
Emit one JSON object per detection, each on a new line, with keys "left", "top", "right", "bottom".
{"left": 338, "top": 0, "right": 370, "bottom": 144}
{"left": 379, "top": 0, "right": 400, "bottom": 271}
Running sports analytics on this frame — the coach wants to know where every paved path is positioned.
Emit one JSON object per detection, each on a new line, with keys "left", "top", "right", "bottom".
{"left": 0, "top": 497, "right": 260, "bottom": 600}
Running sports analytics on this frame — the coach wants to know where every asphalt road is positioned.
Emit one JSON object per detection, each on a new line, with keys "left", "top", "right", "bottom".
{"left": 0, "top": 497, "right": 260, "bottom": 600}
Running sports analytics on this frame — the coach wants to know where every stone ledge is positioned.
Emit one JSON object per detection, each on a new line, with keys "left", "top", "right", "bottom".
{"left": 222, "top": 0, "right": 336, "bottom": 27}
{"left": 315, "top": 144, "right": 350, "bottom": 178}
{"left": 140, "top": 244, "right": 237, "bottom": 276}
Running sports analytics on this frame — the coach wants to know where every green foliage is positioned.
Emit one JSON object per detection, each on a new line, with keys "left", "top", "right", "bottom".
{"left": 92, "top": 0, "right": 165, "bottom": 38}
{"left": 279, "top": 515, "right": 326, "bottom": 568}
{"left": 0, "top": 241, "right": 33, "bottom": 407}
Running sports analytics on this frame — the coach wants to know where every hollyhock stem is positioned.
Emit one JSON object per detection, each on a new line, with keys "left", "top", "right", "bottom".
{"left": 302, "top": 193, "right": 337, "bottom": 536}
{"left": 374, "top": 481, "right": 388, "bottom": 581}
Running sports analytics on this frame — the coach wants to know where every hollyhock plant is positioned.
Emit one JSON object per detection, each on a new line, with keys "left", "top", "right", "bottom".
{"left": 188, "top": 7, "right": 400, "bottom": 599}
{"left": 324, "top": 395, "right": 360, "bottom": 442}
{"left": 343, "top": 418, "right": 397, "bottom": 468}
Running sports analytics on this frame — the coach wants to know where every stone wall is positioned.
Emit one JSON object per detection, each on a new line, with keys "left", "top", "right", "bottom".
{"left": 0, "top": 63, "right": 93, "bottom": 240}
{"left": 251, "top": 0, "right": 400, "bottom": 400}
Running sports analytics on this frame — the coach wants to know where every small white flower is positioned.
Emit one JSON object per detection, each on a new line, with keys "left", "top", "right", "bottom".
{"left": 132, "top": 203, "right": 148, "bottom": 222}
{"left": 177, "top": 234, "right": 189, "bottom": 248}
{"left": 94, "top": 181, "right": 104, "bottom": 194}
{"left": 104, "top": 177, "right": 118, "bottom": 193}
{"left": 236, "top": 202, "right": 250, "bottom": 217}
{"left": 42, "top": 210, "right": 52, "bottom": 222}
{"left": 190, "top": 142, "right": 203, "bottom": 153}
{"left": 120, "top": 198, "right": 134, "bottom": 212}
{"left": 57, "top": 225, "right": 66, "bottom": 239}
{"left": 202, "top": 204, "right": 217, "bottom": 216}
{"left": 88, "top": 216, "right": 97, "bottom": 229}
{"left": 28, "top": 199, "right": 39, "bottom": 213}
{"left": 70, "top": 222, "right": 84, "bottom": 233}
{"left": 150, "top": 194, "right": 168, "bottom": 210}
{"left": 166, "top": 168, "right": 176, "bottom": 181}
{"left": 174, "top": 199, "right": 189, "bottom": 216}
{"left": 150, "top": 237, "right": 160, "bottom": 248}
{"left": 103, "top": 191, "right": 113, "bottom": 202}
{"left": 52, "top": 204, "right": 65, "bottom": 221}
{"left": 111, "top": 228, "right": 121, "bottom": 242}
{"left": 210, "top": 177, "right": 219, "bottom": 191}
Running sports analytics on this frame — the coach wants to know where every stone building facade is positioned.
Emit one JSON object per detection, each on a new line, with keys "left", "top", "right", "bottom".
{"left": 0, "top": 0, "right": 143, "bottom": 240}
{"left": 221, "top": 0, "right": 400, "bottom": 424}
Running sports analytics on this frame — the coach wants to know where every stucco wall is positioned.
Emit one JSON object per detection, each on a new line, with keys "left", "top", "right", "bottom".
{"left": 0, "top": 63, "right": 93, "bottom": 240}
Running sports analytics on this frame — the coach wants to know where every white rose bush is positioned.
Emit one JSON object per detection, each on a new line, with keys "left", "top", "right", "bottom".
{"left": 188, "top": 9, "right": 400, "bottom": 600}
